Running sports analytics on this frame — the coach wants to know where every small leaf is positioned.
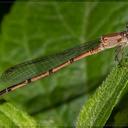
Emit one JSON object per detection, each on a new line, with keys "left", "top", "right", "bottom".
{"left": 76, "top": 59, "right": 128, "bottom": 128}
{"left": 0, "top": 100, "right": 37, "bottom": 127}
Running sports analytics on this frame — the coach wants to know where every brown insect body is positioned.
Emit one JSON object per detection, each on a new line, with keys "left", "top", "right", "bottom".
{"left": 101, "top": 31, "right": 128, "bottom": 48}
{"left": 0, "top": 30, "right": 128, "bottom": 96}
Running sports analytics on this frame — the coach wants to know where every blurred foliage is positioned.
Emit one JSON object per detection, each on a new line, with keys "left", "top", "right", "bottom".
{"left": 0, "top": 1, "right": 128, "bottom": 127}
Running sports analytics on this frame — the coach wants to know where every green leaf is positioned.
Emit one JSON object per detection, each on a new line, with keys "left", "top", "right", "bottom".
{"left": 76, "top": 59, "right": 128, "bottom": 128}
{"left": 0, "top": 100, "right": 37, "bottom": 127}
{"left": 0, "top": 100, "right": 37, "bottom": 128}
{"left": 0, "top": 111, "right": 14, "bottom": 128}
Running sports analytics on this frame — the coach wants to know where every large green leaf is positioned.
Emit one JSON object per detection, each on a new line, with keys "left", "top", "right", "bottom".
{"left": 76, "top": 59, "right": 128, "bottom": 128}
{"left": 0, "top": 1, "right": 128, "bottom": 127}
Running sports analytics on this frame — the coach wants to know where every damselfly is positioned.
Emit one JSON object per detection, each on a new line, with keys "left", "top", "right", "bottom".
{"left": 0, "top": 28, "right": 128, "bottom": 96}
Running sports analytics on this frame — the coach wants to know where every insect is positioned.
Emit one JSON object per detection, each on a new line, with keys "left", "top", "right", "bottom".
{"left": 0, "top": 27, "right": 128, "bottom": 96}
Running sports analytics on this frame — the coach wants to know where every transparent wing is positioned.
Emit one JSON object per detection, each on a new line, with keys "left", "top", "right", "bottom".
{"left": 0, "top": 39, "right": 100, "bottom": 86}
